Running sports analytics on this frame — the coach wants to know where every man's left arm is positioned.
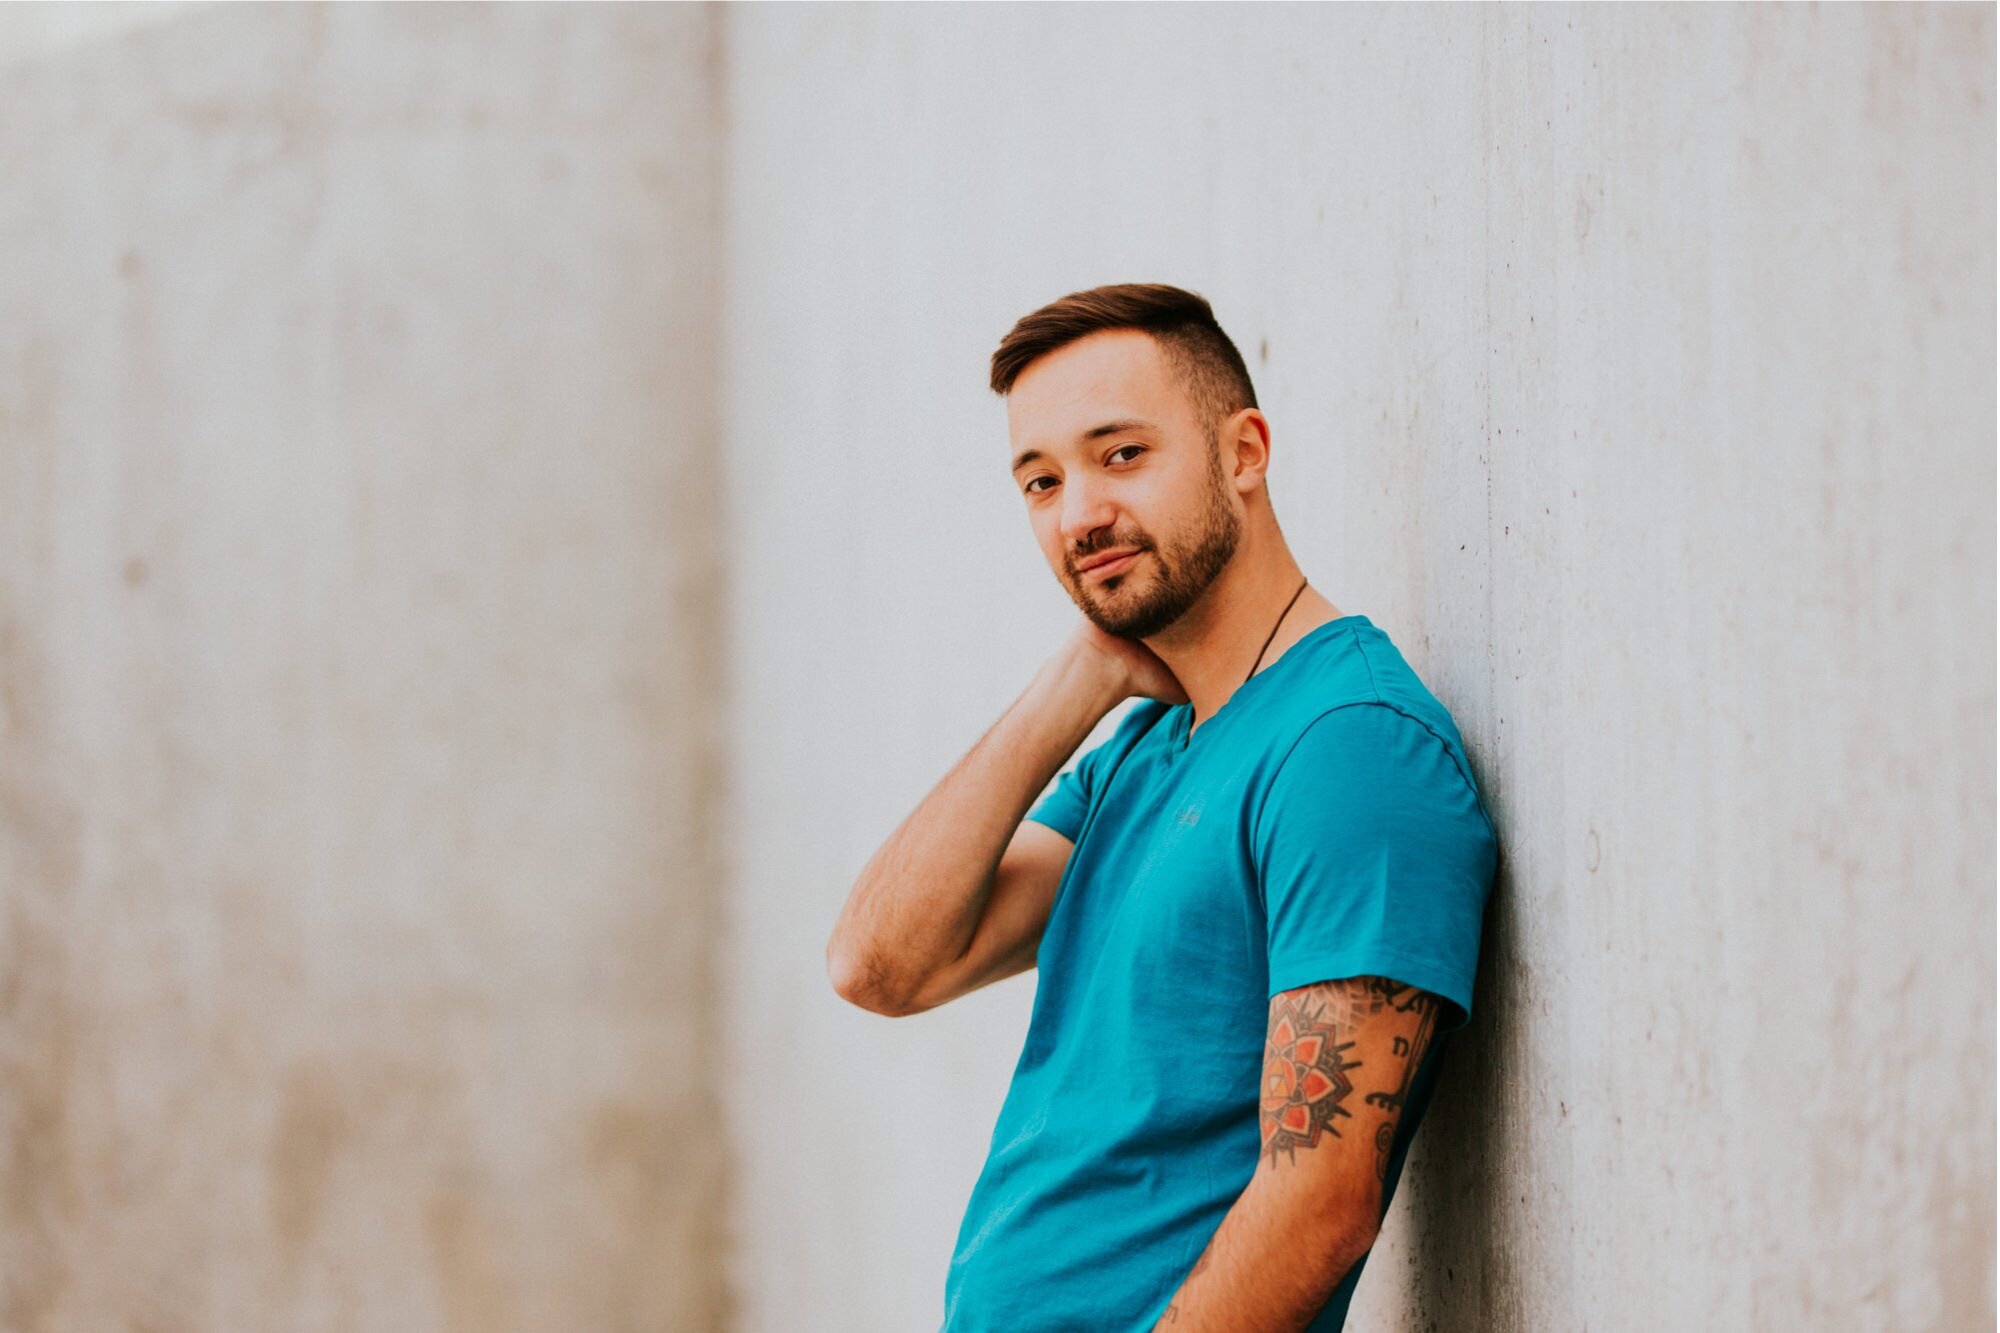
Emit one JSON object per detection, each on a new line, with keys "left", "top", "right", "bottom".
{"left": 1153, "top": 974, "right": 1443, "bottom": 1331}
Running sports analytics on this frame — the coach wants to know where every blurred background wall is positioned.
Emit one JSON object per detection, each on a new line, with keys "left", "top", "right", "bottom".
{"left": 1, "top": 3, "right": 1992, "bottom": 1333}
{"left": 0, "top": 3, "right": 729, "bottom": 1329}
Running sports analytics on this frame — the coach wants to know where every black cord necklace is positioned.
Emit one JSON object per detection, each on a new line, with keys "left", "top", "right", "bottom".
{"left": 1244, "top": 576, "right": 1311, "bottom": 687}
{"left": 1184, "top": 576, "right": 1312, "bottom": 750}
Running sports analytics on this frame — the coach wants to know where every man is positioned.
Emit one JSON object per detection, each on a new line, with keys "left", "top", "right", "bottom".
{"left": 826, "top": 283, "right": 1499, "bottom": 1331}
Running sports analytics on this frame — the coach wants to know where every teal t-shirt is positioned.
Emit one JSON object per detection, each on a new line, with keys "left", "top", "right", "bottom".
{"left": 940, "top": 614, "right": 1498, "bottom": 1332}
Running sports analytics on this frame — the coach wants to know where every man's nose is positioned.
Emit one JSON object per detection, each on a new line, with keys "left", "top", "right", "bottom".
{"left": 1058, "top": 478, "right": 1117, "bottom": 549}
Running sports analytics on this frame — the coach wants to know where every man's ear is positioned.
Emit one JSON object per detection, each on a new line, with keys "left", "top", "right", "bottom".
{"left": 1226, "top": 408, "right": 1273, "bottom": 496}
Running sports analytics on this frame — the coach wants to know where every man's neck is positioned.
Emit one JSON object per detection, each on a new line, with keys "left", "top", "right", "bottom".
{"left": 1143, "top": 548, "right": 1345, "bottom": 730}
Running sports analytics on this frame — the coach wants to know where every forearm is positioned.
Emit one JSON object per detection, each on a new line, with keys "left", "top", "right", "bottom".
{"left": 827, "top": 643, "right": 1120, "bottom": 1007}
{"left": 1153, "top": 1173, "right": 1376, "bottom": 1332}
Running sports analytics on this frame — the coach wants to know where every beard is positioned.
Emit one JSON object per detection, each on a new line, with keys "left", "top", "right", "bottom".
{"left": 1070, "top": 445, "right": 1241, "bottom": 639}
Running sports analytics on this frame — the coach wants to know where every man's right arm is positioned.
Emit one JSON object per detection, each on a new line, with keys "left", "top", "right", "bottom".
{"left": 825, "top": 639, "right": 1127, "bottom": 1017}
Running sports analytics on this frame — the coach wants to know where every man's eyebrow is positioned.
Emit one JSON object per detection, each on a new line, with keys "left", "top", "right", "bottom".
{"left": 1010, "top": 418, "right": 1159, "bottom": 474}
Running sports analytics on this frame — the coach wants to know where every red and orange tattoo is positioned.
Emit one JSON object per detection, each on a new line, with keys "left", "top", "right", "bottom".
{"left": 1155, "top": 978, "right": 1443, "bottom": 1328}
{"left": 1258, "top": 976, "right": 1440, "bottom": 1179}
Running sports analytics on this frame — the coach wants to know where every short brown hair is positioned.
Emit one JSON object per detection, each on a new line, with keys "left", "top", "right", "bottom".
{"left": 989, "top": 283, "right": 1258, "bottom": 432}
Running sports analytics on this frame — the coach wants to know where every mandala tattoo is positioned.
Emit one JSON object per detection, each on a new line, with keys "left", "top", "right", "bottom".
{"left": 1258, "top": 993, "right": 1364, "bottom": 1168}
{"left": 1259, "top": 977, "right": 1441, "bottom": 1178}
{"left": 1157, "top": 977, "right": 1445, "bottom": 1327}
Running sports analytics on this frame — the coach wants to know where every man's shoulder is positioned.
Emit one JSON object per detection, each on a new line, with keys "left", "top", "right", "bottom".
{"left": 1284, "top": 621, "right": 1474, "bottom": 767}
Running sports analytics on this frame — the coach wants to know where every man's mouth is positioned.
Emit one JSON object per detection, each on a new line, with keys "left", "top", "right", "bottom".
{"left": 1079, "top": 549, "right": 1142, "bottom": 579}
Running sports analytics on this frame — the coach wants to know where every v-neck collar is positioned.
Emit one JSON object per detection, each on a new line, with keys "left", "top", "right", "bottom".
{"left": 1165, "top": 614, "right": 1371, "bottom": 759}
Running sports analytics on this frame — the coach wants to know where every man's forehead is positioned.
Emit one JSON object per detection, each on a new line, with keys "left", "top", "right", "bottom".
{"left": 1011, "top": 329, "right": 1164, "bottom": 407}
{"left": 1005, "top": 333, "right": 1177, "bottom": 467}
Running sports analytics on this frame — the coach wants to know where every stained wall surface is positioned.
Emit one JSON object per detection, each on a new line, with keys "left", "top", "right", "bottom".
{"left": 719, "top": 5, "right": 1995, "bottom": 1332}
{"left": 4, "top": 5, "right": 1993, "bottom": 1332}
{"left": 0, "top": 4, "right": 729, "bottom": 1330}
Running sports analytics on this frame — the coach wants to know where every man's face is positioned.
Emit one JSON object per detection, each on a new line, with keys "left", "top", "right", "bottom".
{"left": 1006, "top": 329, "right": 1244, "bottom": 639}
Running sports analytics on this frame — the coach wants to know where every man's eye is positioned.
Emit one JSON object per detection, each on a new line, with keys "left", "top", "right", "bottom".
{"left": 1024, "top": 445, "right": 1142, "bottom": 496}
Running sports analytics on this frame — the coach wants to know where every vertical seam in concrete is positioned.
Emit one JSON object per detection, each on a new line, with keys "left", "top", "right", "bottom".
{"left": 701, "top": 4, "right": 742, "bottom": 1331}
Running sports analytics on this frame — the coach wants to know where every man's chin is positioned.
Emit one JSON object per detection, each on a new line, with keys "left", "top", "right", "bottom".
{"left": 1085, "top": 599, "right": 1175, "bottom": 641}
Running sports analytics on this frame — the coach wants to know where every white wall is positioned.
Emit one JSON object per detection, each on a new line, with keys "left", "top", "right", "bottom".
{"left": 3, "top": 5, "right": 1989, "bottom": 1330}
{"left": 0, "top": 4, "right": 729, "bottom": 1329}
{"left": 720, "top": 5, "right": 1994, "bottom": 1331}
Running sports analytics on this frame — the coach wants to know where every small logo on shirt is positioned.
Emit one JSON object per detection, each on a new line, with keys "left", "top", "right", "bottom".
{"left": 1175, "top": 802, "right": 1202, "bottom": 827}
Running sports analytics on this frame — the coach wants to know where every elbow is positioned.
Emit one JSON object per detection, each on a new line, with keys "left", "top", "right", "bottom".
{"left": 1323, "top": 1203, "right": 1382, "bottom": 1274}
{"left": 827, "top": 945, "right": 912, "bottom": 1017}
{"left": 826, "top": 944, "right": 872, "bottom": 1009}
{"left": 1293, "top": 1186, "right": 1381, "bottom": 1277}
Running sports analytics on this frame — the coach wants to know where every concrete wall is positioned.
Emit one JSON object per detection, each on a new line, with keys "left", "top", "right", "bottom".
{"left": 720, "top": 5, "right": 1994, "bottom": 1331}
{"left": 0, "top": 4, "right": 729, "bottom": 1330}
{"left": 3, "top": 4, "right": 1991, "bottom": 1331}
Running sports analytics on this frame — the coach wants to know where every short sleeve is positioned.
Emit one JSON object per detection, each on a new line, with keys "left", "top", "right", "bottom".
{"left": 1022, "top": 699, "right": 1163, "bottom": 844}
{"left": 1023, "top": 733, "right": 1107, "bottom": 843}
{"left": 1252, "top": 702, "right": 1498, "bottom": 1033}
